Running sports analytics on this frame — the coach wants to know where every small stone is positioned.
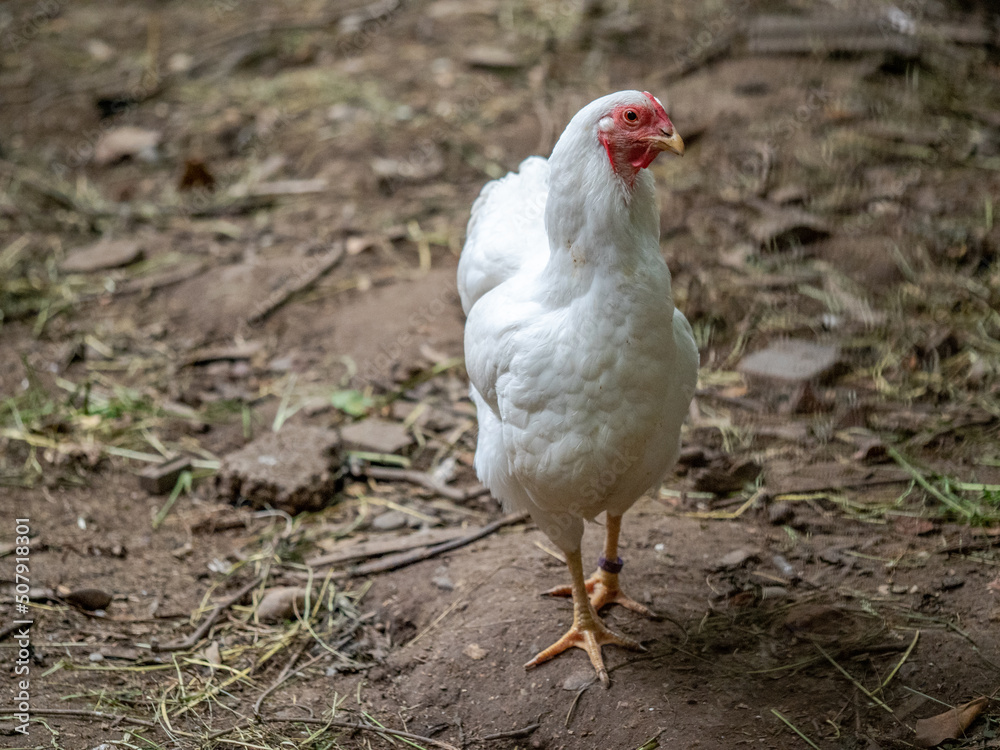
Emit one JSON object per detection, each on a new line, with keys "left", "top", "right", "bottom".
{"left": 372, "top": 511, "right": 407, "bottom": 531}
{"left": 463, "top": 643, "right": 487, "bottom": 660}
{"left": 739, "top": 340, "right": 840, "bottom": 387}
{"left": 941, "top": 576, "right": 965, "bottom": 591}
{"left": 772, "top": 554, "right": 796, "bottom": 579}
{"left": 61, "top": 238, "right": 144, "bottom": 273}
{"left": 717, "top": 549, "right": 758, "bottom": 570}
{"left": 890, "top": 584, "right": 909, "bottom": 594}
{"left": 819, "top": 548, "right": 846, "bottom": 566}
{"left": 562, "top": 670, "right": 595, "bottom": 691}
{"left": 761, "top": 585, "right": 789, "bottom": 600}
{"left": 257, "top": 586, "right": 307, "bottom": 622}
{"left": 65, "top": 588, "right": 113, "bottom": 611}
{"left": 431, "top": 575, "right": 454, "bottom": 591}
{"left": 167, "top": 52, "right": 193, "bottom": 73}
{"left": 214, "top": 426, "right": 341, "bottom": 513}
{"left": 767, "top": 501, "right": 795, "bottom": 526}
{"left": 88, "top": 652, "right": 104, "bottom": 662}
{"left": 202, "top": 640, "right": 222, "bottom": 666}
{"left": 86, "top": 38, "right": 114, "bottom": 62}
{"left": 94, "top": 126, "right": 162, "bottom": 165}
{"left": 464, "top": 45, "right": 520, "bottom": 69}
{"left": 340, "top": 418, "right": 412, "bottom": 456}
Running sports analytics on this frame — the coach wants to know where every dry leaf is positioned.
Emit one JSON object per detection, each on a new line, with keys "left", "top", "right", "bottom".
{"left": 179, "top": 159, "right": 216, "bottom": 191}
{"left": 462, "top": 643, "right": 487, "bottom": 660}
{"left": 914, "top": 697, "right": 987, "bottom": 747}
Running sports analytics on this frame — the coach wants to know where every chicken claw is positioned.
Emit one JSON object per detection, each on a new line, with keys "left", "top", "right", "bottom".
{"left": 543, "top": 568, "right": 659, "bottom": 619}
{"left": 526, "top": 547, "right": 644, "bottom": 687}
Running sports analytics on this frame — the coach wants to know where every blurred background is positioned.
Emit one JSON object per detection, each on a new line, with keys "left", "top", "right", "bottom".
{"left": 2, "top": 1, "right": 1000, "bottom": 748}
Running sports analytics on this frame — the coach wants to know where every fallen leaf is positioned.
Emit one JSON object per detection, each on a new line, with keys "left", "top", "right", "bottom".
{"left": 914, "top": 697, "right": 987, "bottom": 747}
{"left": 179, "top": 159, "right": 216, "bottom": 191}
{"left": 463, "top": 643, "right": 487, "bottom": 660}
{"left": 330, "top": 389, "right": 374, "bottom": 417}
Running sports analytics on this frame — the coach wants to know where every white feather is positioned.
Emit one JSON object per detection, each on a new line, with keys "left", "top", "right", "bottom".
{"left": 458, "top": 91, "right": 698, "bottom": 552}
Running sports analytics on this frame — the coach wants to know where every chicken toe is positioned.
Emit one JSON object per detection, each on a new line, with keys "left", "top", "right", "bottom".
{"left": 544, "top": 568, "right": 659, "bottom": 618}
{"left": 526, "top": 548, "right": 644, "bottom": 687}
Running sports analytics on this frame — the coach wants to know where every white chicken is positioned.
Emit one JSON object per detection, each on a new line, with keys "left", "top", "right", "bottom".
{"left": 458, "top": 91, "right": 698, "bottom": 686}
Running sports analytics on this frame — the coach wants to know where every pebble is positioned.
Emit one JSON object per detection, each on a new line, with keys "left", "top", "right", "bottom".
{"left": 739, "top": 340, "right": 840, "bottom": 387}
{"left": 61, "top": 238, "right": 143, "bottom": 273}
{"left": 431, "top": 575, "right": 455, "bottom": 591}
{"left": 372, "top": 511, "right": 408, "bottom": 531}
{"left": 772, "top": 554, "right": 796, "bottom": 579}
{"left": 340, "top": 418, "right": 412, "bottom": 455}
{"left": 761, "top": 586, "right": 789, "bottom": 600}
{"left": 717, "top": 548, "right": 757, "bottom": 569}
{"left": 65, "top": 588, "right": 113, "bottom": 611}
{"left": 562, "top": 670, "right": 595, "bottom": 691}
{"left": 941, "top": 575, "right": 965, "bottom": 591}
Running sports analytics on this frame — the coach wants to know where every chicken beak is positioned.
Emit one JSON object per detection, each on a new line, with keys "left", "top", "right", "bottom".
{"left": 647, "top": 130, "right": 684, "bottom": 157}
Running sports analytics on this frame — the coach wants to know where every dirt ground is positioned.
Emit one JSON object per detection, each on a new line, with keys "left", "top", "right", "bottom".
{"left": 2, "top": 1, "right": 1000, "bottom": 749}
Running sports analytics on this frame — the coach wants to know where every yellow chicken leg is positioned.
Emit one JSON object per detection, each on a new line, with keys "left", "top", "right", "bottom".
{"left": 525, "top": 546, "right": 643, "bottom": 687}
{"left": 544, "top": 514, "right": 659, "bottom": 618}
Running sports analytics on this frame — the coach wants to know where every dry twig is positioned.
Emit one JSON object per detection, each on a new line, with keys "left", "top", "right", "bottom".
{"left": 151, "top": 576, "right": 261, "bottom": 652}
{"left": 362, "top": 464, "right": 491, "bottom": 502}
{"left": 342, "top": 512, "right": 529, "bottom": 578}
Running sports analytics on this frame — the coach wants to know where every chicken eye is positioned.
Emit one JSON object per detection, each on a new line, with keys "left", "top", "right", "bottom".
{"left": 624, "top": 110, "right": 638, "bottom": 123}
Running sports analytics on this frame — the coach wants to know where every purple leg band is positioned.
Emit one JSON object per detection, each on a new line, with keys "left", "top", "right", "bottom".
{"left": 598, "top": 555, "right": 624, "bottom": 574}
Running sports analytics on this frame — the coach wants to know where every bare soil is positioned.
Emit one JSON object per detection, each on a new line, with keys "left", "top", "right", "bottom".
{"left": 2, "top": 1, "right": 1000, "bottom": 749}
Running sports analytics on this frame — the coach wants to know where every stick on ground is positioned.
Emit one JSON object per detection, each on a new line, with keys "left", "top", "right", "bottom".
{"left": 152, "top": 576, "right": 261, "bottom": 653}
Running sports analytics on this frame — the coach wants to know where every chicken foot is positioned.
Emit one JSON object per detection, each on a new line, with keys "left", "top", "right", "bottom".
{"left": 525, "top": 546, "right": 643, "bottom": 686}
{"left": 543, "top": 513, "right": 659, "bottom": 618}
